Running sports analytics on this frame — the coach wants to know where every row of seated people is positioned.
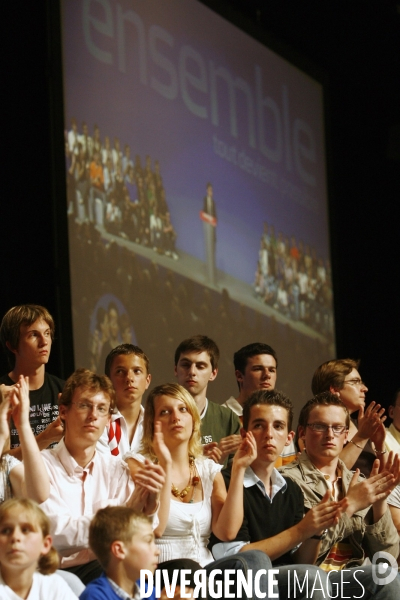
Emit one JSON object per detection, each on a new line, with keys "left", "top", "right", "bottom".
{"left": 253, "top": 221, "right": 334, "bottom": 337}
{"left": 1, "top": 304, "right": 400, "bottom": 599}
{"left": 65, "top": 119, "right": 179, "bottom": 260}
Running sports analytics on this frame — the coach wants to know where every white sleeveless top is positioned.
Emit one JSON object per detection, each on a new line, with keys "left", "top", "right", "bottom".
{"left": 157, "top": 457, "right": 222, "bottom": 566}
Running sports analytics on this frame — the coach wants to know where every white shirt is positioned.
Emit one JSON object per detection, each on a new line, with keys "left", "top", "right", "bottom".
{"left": 0, "top": 572, "right": 78, "bottom": 599}
{"left": 40, "top": 439, "right": 136, "bottom": 568}
{"left": 155, "top": 457, "right": 222, "bottom": 566}
{"left": 67, "top": 130, "right": 79, "bottom": 155}
{"left": 387, "top": 485, "right": 400, "bottom": 509}
{"left": 221, "top": 396, "right": 242, "bottom": 416}
{"left": 385, "top": 423, "right": 400, "bottom": 454}
{"left": 78, "top": 134, "right": 93, "bottom": 159}
{"left": 97, "top": 406, "right": 144, "bottom": 459}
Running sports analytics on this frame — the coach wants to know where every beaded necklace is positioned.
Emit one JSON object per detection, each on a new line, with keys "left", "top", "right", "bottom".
{"left": 171, "top": 456, "right": 200, "bottom": 503}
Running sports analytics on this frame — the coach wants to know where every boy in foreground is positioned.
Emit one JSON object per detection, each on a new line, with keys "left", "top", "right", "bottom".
{"left": 80, "top": 507, "right": 185, "bottom": 600}
{"left": 80, "top": 507, "right": 157, "bottom": 600}
{"left": 97, "top": 344, "right": 151, "bottom": 457}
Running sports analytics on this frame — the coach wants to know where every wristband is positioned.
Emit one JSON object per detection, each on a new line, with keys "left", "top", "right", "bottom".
{"left": 348, "top": 439, "right": 364, "bottom": 450}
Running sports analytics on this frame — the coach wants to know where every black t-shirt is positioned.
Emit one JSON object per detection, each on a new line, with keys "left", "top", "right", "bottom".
{"left": 0, "top": 372, "right": 65, "bottom": 448}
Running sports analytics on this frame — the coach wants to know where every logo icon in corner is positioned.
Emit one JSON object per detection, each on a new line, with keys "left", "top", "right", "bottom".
{"left": 371, "top": 551, "right": 398, "bottom": 585}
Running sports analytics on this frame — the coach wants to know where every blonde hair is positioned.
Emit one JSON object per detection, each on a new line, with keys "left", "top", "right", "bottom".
{"left": 0, "top": 499, "right": 59, "bottom": 574}
{"left": 141, "top": 383, "right": 202, "bottom": 461}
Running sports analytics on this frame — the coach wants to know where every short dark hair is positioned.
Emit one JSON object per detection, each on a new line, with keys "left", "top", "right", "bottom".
{"left": 59, "top": 368, "right": 115, "bottom": 413}
{"left": 234, "top": 343, "right": 278, "bottom": 374}
{"left": 89, "top": 506, "right": 151, "bottom": 570}
{"left": 311, "top": 359, "right": 360, "bottom": 395}
{"left": 174, "top": 335, "right": 219, "bottom": 370}
{"left": 242, "top": 389, "right": 293, "bottom": 431}
{"left": 105, "top": 344, "right": 150, "bottom": 377}
{"left": 298, "top": 391, "right": 350, "bottom": 430}
{"left": 0, "top": 305, "right": 55, "bottom": 368}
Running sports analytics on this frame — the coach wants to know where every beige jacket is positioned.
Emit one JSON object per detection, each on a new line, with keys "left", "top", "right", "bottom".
{"left": 281, "top": 452, "right": 399, "bottom": 567}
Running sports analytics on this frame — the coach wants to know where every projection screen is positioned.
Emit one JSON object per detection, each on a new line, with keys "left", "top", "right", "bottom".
{"left": 62, "top": 0, "right": 335, "bottom": 414}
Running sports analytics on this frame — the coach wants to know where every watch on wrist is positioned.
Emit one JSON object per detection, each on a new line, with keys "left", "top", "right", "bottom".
{"left": 311, "top": 529, "right": 328, "bottom": 540}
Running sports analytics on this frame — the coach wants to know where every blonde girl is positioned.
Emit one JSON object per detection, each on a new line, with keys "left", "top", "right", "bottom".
{"left": 0, "top": 498, "right": 78, "bottom": 599}
{"left": 126, "top": 383, "right": 260, "bottom": 563}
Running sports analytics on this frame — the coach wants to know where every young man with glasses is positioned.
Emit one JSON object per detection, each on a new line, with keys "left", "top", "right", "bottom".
{"left": 282, "top": 391, "right": 400, "bottom": 597}
{"left": 311, "top": 358, "right": 386, "bottom": 474}
{"left": 39, "top": 368, "right": 165, "bottom": 585}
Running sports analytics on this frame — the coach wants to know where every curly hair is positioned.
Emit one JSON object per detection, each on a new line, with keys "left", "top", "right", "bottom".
{"left": 59, "top": 368, "right": 115, "bottom": 413}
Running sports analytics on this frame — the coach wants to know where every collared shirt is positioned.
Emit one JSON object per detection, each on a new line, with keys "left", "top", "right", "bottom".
{"left": 107, "top": 578, "right": 140, "bottom": 600}
{"left": 222, "top": 396, "right": 243, "bottom": 417}
{"left": 40, "top": 439, "right": 136, "bottom": 568}
{"left": 97, "top": 406, "right": 144, "bottom": 460}
{"left": 316, "top": 466, "right": 343, "bottom": 501}
{"left": 385, "top": 423, "right": 400, "bottom": 454}
{"left": 243, "top": 464, "right": 287, "bottom": 500}
{"left": 213, "top": 466, "right": 288, "bottom": 559}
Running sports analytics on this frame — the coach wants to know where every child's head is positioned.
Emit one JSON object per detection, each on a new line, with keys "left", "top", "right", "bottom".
{"left": 0, "top": 499, "right": 59, "bottom": 575}
{"left": 89, "top": 507, "right": 158, "bottom": 577}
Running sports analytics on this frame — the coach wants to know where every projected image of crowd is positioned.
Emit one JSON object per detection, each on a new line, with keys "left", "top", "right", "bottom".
{"left": 65, "top": 119, "right": 333, "bottom": 339}
{"left": 254, "top": 223, "right": 334, "bottom": 337}
{"left": 65, "top": 118, "right": 179, "bottom": 260}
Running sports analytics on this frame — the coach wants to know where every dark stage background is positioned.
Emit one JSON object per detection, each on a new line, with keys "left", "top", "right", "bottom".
{"left": 2, "top": 0, "right": 399, "bottom": 408}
